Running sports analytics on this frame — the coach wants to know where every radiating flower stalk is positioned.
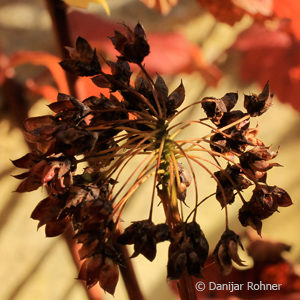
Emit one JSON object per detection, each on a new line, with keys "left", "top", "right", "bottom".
{"left": 13, "top": 23, "right": 292, "bottom": 299}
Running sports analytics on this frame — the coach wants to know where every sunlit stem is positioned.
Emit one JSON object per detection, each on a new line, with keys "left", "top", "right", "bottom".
{"left": 171, "top": 140, "right": 199, "bottom": 221}
{"left": 202, "top": 114, "right": 250, "bottom": 139}
{"left": 184, "top": 153, "right": 229, "bottom": 229}
{"left": 149, "top": 137, "right": 165, "bottom": 220}
{"left": 109, "top": 148, "right": 156, "bottom": 203}
{"left": 104, "top": 134, "right": 156, "bottom": 179}
{"left": 78, "top": 132, "right": 149, "bottom": 163}
{"left": 185, "top": 192, "right": 216, "bottom": 223}
{"left": 138, "top": 63, "right": 164, "bottom": 119}
{"left": 114, "top": 169, "right": 164, "bottom": 221}
{"left": 157, "top": 156, "right": 196, "bottom": 300}
{"left": 167, "top": 155, "right": 178, "bottom": 218}
{"left": 86, "top": 119, "right": 156, "bottom": 131}
{"left": 177, "top": 142, "right": 254, "bottom": 201}
{"left": 169, "top": 123, "right": 193, "bottom": 140}
{"left": 169, "top": 120, "right": 231, "bottom": 139}
{"left": 170, "top": 151, "right": 181, "bottom": 190}
{"left": 168, "top": 99, "right": 206, "bottom": 123}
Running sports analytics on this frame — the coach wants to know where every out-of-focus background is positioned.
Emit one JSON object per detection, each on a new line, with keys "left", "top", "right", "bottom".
{"left": 0, "top": 0, "right": 300, "bottom": 299}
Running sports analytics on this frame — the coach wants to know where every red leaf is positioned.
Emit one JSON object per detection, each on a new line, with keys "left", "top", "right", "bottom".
{"left": 197, "top": 0, "right": 272, "bottom": 26}
{"left": 197, "top": 0, "right": 245, "bottom": 25}
{"left": 273, "top": 0, "right": 300, "bottom": 40}
{"left": 140, "top": 0, "right": 178, "bottom": 15}
{"left": 25, "top": 79, "right": 59, "bottom": 101}
{"left": 9, "top": 51, "right": 69, "bottom": 95}
{"left": 233, "top": 23, "right": 300, "bottom": 112}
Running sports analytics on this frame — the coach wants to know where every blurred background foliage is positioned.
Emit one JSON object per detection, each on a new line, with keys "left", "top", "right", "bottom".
{"left": 0, "top": 0, "right": 300, "bottom": 299}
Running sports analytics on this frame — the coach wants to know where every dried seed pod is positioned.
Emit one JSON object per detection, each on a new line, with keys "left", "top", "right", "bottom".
{"left": 214, "top": 165, "right": 251, "bottom": 207}
{"left": 118, "top": 220, "right": 169, "bottom": 261}
{"left": 110, "top": 23, "right": 150, "bottom": 64}
{"left": 15, "top": 158, "right": 73, "bottom": 193}
{"left": 78, "top": 255, "right": 119, "bottom": 295}
{"left": 155, "top": 73, "right": 169, "bottom": 104}
{"left": 176, "top": 163, "right": 192, "bottom": 202}
{"left": 166, "top": 80, "right": 185, "bottom": 116}
{"left": 213, "top": 230, "right": 246, "bottom": 275}
{"left": 31, "top": 194, "right": 69, "bottom": 237}
{"left": 218, "top": 110, "right": 246, "bottom": 129}
{"left": 239, "top": 205, "right": 263, "bottom": 236}
{"left": 167, "top": 222, "right": 209, "bottom": 279}
{"left": 244, "top": 81, "right": 272, "bottom": 117}
{"left": 60, "top": 37, "right": 101, "bottom": 76}
{"left": 210, "top": 133, "right": 228, "bottom": 153}
{"left": 239, "top": 185, "right": 292, "bottom": 235}
{"left": 98, "top": 257, "right": 119, "bottom": 295}
{"left": 240, "top": 147, "right": 281, "bottom": 181}
{"left": 221, "top": 92, "right": 238, "bottom": 111}
{"left": 201, "top": 97, "right": 227, "bottom": 125}
{"left": 243, "top": 127, "right": 264, "bottom": 146}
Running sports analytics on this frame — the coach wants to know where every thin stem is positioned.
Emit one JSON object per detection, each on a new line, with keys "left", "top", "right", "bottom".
{"left": 177, "top": 143, "right": 255, "bottom": 200}
{"left": 202, "top": 114, "right": 250, "bottom": 140}
{"left": 169, "top": 123, "right": 193, "bottom": 140}
{"left": 103, "top": 134, "right": 156, "bottom": 179}
{"left": 149, "top": 137, "right": 165, "bottom": 220}
{"left": 113, "top": 170, "right": 157, "bottom": 217}
{"left": 45, "top": 0, "right": 75, "bottom": 96}
{"left": 87, "top": 119, "right": 157, "bottom": 131}
{"left": 186, "top": 154, "right": 228, "bottom": 229}
{"left": 63, "top": 225, "right": 102, "bottom": 300}
{"left": 168, "top": 99, "right": 205, "bottom": 123}
{"left": 178, "top": 139, "right": 259, "bottom": 186}
{"left": 110, "top": 150, "right": 156, "bottom": 203}
{"left": 185, "top": 192, "right": 216, "bottom": 223}
{"left": 156, "top": 176, "right": 196, "bottom": 300}
{"left": 169, "top": 119, "right": 232, "bottom": 139}
{"left": 138, "top": 63, "right": 164, "bottom": 118}
{"left": 170, "top": 152, "right": 181, "bottom": 191}
{"left": 167, "top": 155, "right": 176, "bottom": 221}
{"left": 116, "top": 243, "right": 145, "bottom": 300}
{"left": 171, "top": 141, "right": 199, "bottom": 221}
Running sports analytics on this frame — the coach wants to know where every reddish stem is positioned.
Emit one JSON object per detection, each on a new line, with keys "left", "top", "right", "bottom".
{"left": 159, "top": 185, "right": 197, "bottom": 300}
{"left": 44, "top": 0, "right": 76, "bottom": 96}
{"left": 63, "top": 225, "right": 103, "bottom": 300}
{"left": 44, "top": 2, "right": 145, "bottom": 300}
{"left": 117, "top": 244, "right": 146, "bottom": 300}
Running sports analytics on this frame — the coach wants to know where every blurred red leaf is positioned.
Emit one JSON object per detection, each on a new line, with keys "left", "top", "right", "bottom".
{"left": 9, "top": 51, "right": 69, "bottom": 95}
{"left": 233, "top": 23, "right": 300, "bottom": 112}
{"left": 197, "top": 0, "right": 272, "bottom": 25}
{"left": 26, "top": 79, "right": 60, "bottom": 101}
{"left": 140, "top": 0, "right": 178, "bottom": 15}
{"left": 2, "top": 11, "right": 222, "bottom": 104}
{"left": 273, "top": 0, "right": 300, "bottom": 39}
